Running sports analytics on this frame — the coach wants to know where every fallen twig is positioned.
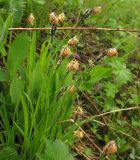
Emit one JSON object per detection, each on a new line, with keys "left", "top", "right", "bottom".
{"left": 79, "top": 127, "right": 103, "bottom": 154}
{"left": 73, "top": 146, "right": 92, "bottom": 160}
{"left": 9, "top": 26, "right": 140, "bottom": 32}
{"left": 82, "top": 92, "right": 108, "bottom": 126}
{"left": 83, "top": 106, "right": 140, "bottom": 124}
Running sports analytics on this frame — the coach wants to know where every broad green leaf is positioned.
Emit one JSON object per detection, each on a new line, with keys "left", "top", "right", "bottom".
{"left": 10, "top": 78, "right": 24, "bottom": 105}
{"left": 80, "top": 66, "right": 112, "bottom": 91}
{"left": 79, "top": 81, "right": 93, "bottom": 91}
{"left": 0, "top": 14, "right": 13, "bottom": 54}
{"left": 90, "top": 65, "right": 112, "bottom": 84}
{"left": 30, "top": 63, "right": 43, "bottom": 94}
{"left": 8, "top": 33, "right": 30, "bottom": 78}
{"left": 0, "top": 69, "right": 8, "bottom": 81}
{"left": 33, "top": 0, "right": 46, "bottom": 5}
{"left": 29, "top": 31, "right": 36, "bottom": 70}
{"left": 9, "top": 0, "right": 25, "bottom": 25}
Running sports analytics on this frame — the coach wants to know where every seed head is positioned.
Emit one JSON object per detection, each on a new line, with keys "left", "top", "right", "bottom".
{"left": 77, "top": 106, "right": 84, "bottom": 115}
{"left": 88, "top": 59, "right": 94, "bottom": 67}
{"left": 69, "top": 85, "right": 75, "bottom": 94}
{"left": 27, "top": 13, "right": 35, "bottom": 26}
{"left": 49, "top": 12, "right": 58, "bottom": 25}
{"left": 93, "top": 6, "right": 102, "bottom": 15}
{"left": 60, "top": 45, "right": 72, "bottom": 57}
{"left": 103, "top": 140, "right": 117, "bottom": 155}
{"left": 68, "top": 36, "right": 79, "bottom": 46}
{"left": 67, "top": 60, "right": 80, "bottom": 72}
{"left": 74, "top": 130, "right": 84, "bottom": 139}
{"left": 107, "top": 48, "right": 118, "bottom": 57}
{"left": 58, "top": 13, "right": 65, "bottom": 24}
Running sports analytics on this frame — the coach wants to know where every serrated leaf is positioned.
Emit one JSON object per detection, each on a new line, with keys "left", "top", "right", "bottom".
{"left": 36, "top": 140, "right": 74, "bottom": 160}
{"left": 109, "top": 59, "right": 132, "bottom": 84}
{"left": 105, "top": 83, "right": 119, "bottom": 98}
{"left": 45, "top": 140, "right": 74, "bottom": 160}
{"left": 90, "top": 65, "right": 112, "bottom": 84}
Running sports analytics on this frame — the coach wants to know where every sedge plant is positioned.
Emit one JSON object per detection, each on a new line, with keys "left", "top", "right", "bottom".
{"left": 0, "top": 14, "right": 81, "bottom": 160}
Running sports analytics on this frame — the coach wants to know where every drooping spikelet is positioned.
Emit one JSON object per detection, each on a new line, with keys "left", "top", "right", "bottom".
{"left": 49, "top": 12, "right": 58, "bottom": 25}
{"left": 68, "top": 36, "right": 79, "bottom": 46}
{"left": 74, "top": 130, "right": 84, "bottom": 139}
{"left": 93, "top": 6, "right": 102, "bottom": 15}
{"left": 67, "top": 60, "right": 80, "bottom": 72}
{"left": 69, "top": 85, "right": 75, "bottom": 94}
{"left": 60, "top": 45, "right": 72, "bottom": 57}
{"left": 77, "top": 106, "right": 84, "bottom": 115}
{"left": 27, "top": 13, "right": 35, "bottom": 26}
{"left": 107, "top": 48, "right": 118, "bottom": 57}
{"left": 103, "top": 140, "right": 118, "bottom": 155}
{"left": 58, "top": 13, "right": 65, "bottom": 24}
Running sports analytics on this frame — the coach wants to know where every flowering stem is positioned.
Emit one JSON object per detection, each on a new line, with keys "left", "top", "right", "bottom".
{"left": 51, "top": 24, "right": 57, "bottom": 42}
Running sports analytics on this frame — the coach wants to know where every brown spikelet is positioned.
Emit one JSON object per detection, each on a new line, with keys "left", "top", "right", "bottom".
{"left": 74, "top": 130, "right": 84, "bottom": 139}
{"left": 103, "top": 140, "right": 117, "bottom": 155}
{"left": 68, "top": 36, "right": 79, "bottom": 46}
{"left": 58, "top": 13, "right": 65, "bottom": 24}
{"left": 27, "top": 13, "right": 35, "bottom": 26}
{"left": 69, "top": 85, "right": 75, "bottom": 94}
{"left": 107, "top": 48, "right": 118, "bottom": 57}
{"left": 67, "top": 60, "right": 80, "bottom": 72}
{"left": 93, "top": 6, "right": 102, "bottom": 15}
{"left": 49, "top": 12, "right": 58, "bottom": 25}
{"left": 60, "top": 45, "right": 72, "bottom": 57}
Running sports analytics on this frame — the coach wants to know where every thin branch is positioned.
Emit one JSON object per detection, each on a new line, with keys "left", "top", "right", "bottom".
{"left": 83, "top": 106, "right": 140, "bottom": 124}
{"left": 73, "top": 146, "right": 92, "bottom": 160}
{"left": 9, "top": 26, "right": 140, "bottom": 32}
{"left": 79, "top": 127, "right": 103, "bottom": 154}
{"left": 95, "top": 106, "right": 140, "bottom": 118}
{"left": 79, "top": 127, "right": 110, "bottom": 160}
{"left": 82, "top": 92, "right": 108, "bottom": 126}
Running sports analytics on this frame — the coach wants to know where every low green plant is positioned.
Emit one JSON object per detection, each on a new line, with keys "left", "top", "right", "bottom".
{"left": 0, "top": 15, "right": 80, "bottom": 159}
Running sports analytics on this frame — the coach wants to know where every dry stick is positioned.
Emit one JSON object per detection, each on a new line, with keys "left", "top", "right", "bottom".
{"left": 94, "top": 106, "right": 140, "bottom": 118}
{"left": 82, "top": 92, "right": 108, "bottom": 126}
{"left": 79, "top": 127, "right": 110, "bottom": 160}
{"left": 9, "top": 26, "right": 140, "bottom": 32}
{"left": 83, "top": 106, "right": 140, "bottom": 124}
{"left": 73, "top": 146, "right": 92, "bottom": 160}
{"left": 82, "top": 113, "right": 140, "bottom": 145}
{"left": 75, "top": 122, "right": 103, "bottom": 156}
{"left": 80, "top": 127, "right": 103, "bottom": 154}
